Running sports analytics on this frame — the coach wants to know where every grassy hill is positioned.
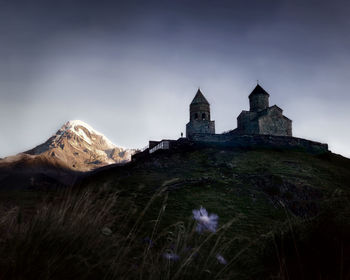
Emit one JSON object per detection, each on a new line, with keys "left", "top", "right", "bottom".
{"left": 77, "top": 144, "right": 350, "bottom": 279}
{"left": 0, "top": 144, "right": 349, "bottom": 279}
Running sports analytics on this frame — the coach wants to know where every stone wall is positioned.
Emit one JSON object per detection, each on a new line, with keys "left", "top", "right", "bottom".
{"left": 249, "top": 94, "right": 269, "bottom": 112}
{"left": 190, "top": 103, "right": 211, "bottom": 121}
{"left": 237, "top": 111, "right": 259, "bottom": 134}
{"left": 131, "top": 134, "right": 328, "bottom": 162}
{"left": 237, "top": 106, "right": 292, "bottom": 137}
{"left": 258, "top": 109, "right": 292, "bottom": 136}
{"left": 186, "top": 120, "right": 215, "bottom": 138}
{"left": 190, "top": 133, "right": 328, "bottom": 153}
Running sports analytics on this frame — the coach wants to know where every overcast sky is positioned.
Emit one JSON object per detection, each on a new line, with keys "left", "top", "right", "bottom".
{"left": 0, "top": 0, "right": 349, "bottom": 158}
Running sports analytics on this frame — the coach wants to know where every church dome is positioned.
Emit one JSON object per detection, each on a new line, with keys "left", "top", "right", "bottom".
{"left": 249, "top": 84, "right": 270, "bottom": 98}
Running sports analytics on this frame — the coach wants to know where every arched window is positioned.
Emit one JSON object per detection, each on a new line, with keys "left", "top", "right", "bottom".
{"left": 194, "top": 113, "right": 198, "bottom": 120}
{"left": 202, "top": 113, "right": 206, "bottom": 120}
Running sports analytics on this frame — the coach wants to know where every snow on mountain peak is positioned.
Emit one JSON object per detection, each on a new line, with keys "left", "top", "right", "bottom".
{"left": 60, "top": 120, "right": 117, "bottom": 149}
{"left": 23, "top": 120, "right": 135, "bottom": 171}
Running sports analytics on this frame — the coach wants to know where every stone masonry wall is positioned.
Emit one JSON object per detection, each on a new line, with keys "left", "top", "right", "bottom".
{"left": 249, "top": 94, "right": 269, "bottom": 112}
{"left": 237, "top": 111, "right": 259, "bottom": 134}
{"left": 190, "top": 103, "right": 211, "bottom": 121}
{"left": 186, "top": 120, "right": 215, "bottom": 138}
{"left": 258, "top": 110, "right": 292, "bottom": 136}
{"left": 190, "top": 133, "right": 328, "bottom": 153}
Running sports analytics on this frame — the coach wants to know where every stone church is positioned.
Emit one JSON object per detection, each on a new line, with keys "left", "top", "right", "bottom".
{"left": 132, "top": 84, "right": 327, "bottom": 161}
{"left": 186, "top": 84, "right": 292, "bottom": 138}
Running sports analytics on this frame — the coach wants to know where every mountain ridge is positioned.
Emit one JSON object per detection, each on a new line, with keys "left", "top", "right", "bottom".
{"left": 0, "top": 120, "right": 136, "bottom": 190}
{"left": 24, "top": 120, "right": 135, "bottom": 171}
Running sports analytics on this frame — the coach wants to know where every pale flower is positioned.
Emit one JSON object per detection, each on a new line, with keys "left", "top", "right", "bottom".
{"left": 163, "top": 252, "right": 180, "bottom": 261}
{"left": 216, "top": 254, "right": 227, "bottom": 265}
{"left": 192, "top": 206, "right": 218, "bottom": 233}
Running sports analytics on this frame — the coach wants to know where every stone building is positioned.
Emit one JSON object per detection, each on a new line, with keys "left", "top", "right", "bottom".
{"left": 235, "top": 84, "right": 292, "bottom": 136}
{"left": 186, "top": 89, "right": 215, "bottom": 138}
{"left": 131, "top": 84, "right": 328, "bottom": 161}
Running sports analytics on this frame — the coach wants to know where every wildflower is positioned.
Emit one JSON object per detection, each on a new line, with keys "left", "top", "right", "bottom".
{"left": 192, "top": 206, "right": 218, "bottom": 233}
{"left": 163, "top": 252, "right": 180, "bottom": 261}
{"left": 216, "top": 254, "right": 227, "bottom": 265}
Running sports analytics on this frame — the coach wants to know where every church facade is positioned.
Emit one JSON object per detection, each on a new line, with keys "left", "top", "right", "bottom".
{"left": 186, "top": 84, "right": 292, "bottom": 138}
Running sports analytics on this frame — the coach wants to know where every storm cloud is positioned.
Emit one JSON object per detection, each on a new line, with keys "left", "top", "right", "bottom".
{"left": 0, "top": 0, "right": 349, "bottom": 157}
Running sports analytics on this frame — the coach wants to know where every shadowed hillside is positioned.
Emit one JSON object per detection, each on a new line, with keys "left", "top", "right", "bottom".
{"left": 76, "top": 144, "right": 350, "bottom": 279}
{"left": 0, "top": 145, "right": 349, "bottom": 279}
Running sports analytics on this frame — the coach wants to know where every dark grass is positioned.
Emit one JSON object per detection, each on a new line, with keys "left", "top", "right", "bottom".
{"left": 0, "top": 187, "right": 257, "bottom": 279}
{"left": 0, "top": 147, "right": 349, "bottom": 279}
{"left": 0, "top": 186, "right": 348, "bottom": 279}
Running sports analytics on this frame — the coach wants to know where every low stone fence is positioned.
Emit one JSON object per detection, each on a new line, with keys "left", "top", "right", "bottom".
{"left": 132, "top": 134, "right": 329, "bottom": 162}
{"left": 190, "top": 133, "right": 328, "bottom": 153}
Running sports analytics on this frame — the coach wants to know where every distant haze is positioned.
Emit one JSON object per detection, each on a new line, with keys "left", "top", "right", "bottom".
{"left": 1, "top": 0, "right": 349, "bottom": 158}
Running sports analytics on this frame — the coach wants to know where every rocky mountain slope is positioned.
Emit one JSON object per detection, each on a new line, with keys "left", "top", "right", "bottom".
{"left": 25, "top": 120, "right": 135, "bottom": 171}
{"left": 0, "top": 120, "right": 135, "bottom": 189}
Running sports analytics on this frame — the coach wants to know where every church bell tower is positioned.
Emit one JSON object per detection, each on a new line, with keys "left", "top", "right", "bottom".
{"left": 186, "top": 89, "right": 215, "bottom": 138}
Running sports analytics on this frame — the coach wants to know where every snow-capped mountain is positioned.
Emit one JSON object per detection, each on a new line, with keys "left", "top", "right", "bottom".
{"left": 25, "top": 120, "right": 135, "bottom": 171}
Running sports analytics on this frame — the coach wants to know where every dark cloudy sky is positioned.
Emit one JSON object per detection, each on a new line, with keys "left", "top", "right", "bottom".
{"left": 0, "top": 0, "right": 349, "bottom": 157}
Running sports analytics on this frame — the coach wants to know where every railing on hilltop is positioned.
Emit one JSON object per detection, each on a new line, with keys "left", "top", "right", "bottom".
{"left": 149, "top": 141, "right": 170, "bottom": 154}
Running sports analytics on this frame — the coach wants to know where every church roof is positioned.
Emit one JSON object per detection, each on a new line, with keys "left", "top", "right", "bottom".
{"left": 249, "top": 84, "right": 270, "bottom": 97}
{"left": 191, "top": 89, "right": 210, "bottom": 105}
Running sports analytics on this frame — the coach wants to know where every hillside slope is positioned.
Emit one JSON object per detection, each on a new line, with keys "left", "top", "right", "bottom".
{"left": 0, "top": 153, "right": 81, "bottom": 190}
{"left": 80, "top": 144, "right": 350, "bottom": 278}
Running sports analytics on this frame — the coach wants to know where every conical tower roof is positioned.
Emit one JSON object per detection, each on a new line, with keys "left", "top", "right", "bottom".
{"left": 191, "top": 89, "right": 209, "bottom": 105}
{"left": 249, "top": 84, "right": 270, "bottom": 97}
